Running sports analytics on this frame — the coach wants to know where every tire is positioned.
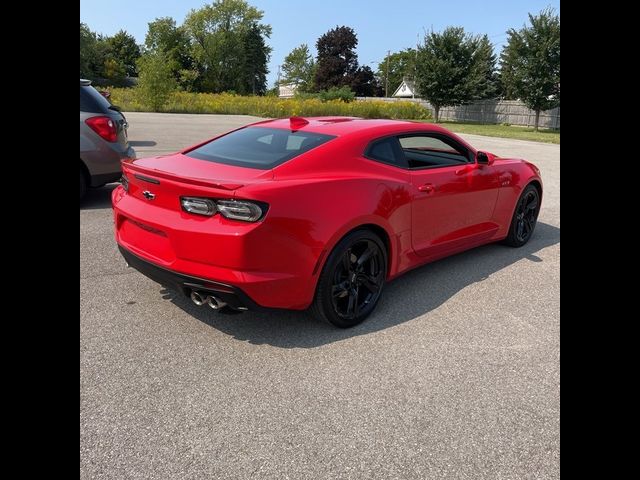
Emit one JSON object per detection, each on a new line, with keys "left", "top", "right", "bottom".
{"left": 311, "top": 229, "right": 387, "bottom": 328}
{"left": 503, "top": 184, "right": 540, "bottom": 247}
{"left": 80, "top": 169, "right": 87, "bottom": 200}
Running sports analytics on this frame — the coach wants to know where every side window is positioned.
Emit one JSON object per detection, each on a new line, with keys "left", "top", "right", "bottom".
{"left": 399, "top": 135, "right": 470, "bottom": 169}
{"left": 365, "top": 137, "right": 406, "bottom": 168}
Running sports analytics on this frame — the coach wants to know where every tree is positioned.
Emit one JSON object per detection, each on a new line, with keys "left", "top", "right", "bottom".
{"left": 500, "top": 8, "right": 560, "bottom": 130}
{"left": 80, "top": 23, "right": 140, "bottom": 83}
{"left": 103, "top": 57, "right": 126, "bottom": 81}
{"left": 239, "top": 23, "right": 270, "bottom": 94}
{"left": 146, "top": 18, "right": 186, "bottom": 55}
{"left": 80, "top": 23, "right": 98, "bottom": 78}
{"left": 145, "top": 17, "right": 197, "bottom": 90}
{"left": 281, "top": 44, "right": 315, "bottom": 92}
{"left": 80, "top": 24, "right": 110, "bottom": 80}
{"left": 470, "top": 35, "right": 499, "bottom": 99}
{"left": 315, "top": 26, "right": 359, "bottom": 91}
{"left": 377, "top": 49, "right": 417, "bottom": 97}
{"left": 136, "top": 53, "right": 177, "bottom": 110}
{"left": 415, "top": 27, "right": 496, "bottom": 122}
{"left": 350, "top": 65, "right": 380, "bottom": 97}
{"left": 184, "top": 0, "right": 271, "bottom": 93}
{"left": 107, "top": 30, "right": 141, "bottom": 76}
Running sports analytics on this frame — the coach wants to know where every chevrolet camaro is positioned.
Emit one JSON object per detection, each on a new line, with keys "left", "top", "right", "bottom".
{"left": 112, "top": 116, "right": 542, "bottom": 327}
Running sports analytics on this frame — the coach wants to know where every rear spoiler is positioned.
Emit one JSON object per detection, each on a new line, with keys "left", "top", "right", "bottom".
{"left": 121, "top": 160, "right": 244, "bottom": 191}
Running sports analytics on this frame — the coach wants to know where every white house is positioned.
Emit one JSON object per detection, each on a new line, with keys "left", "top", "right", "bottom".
{"left": 278, "top": 83, "right": 298, "bottom": 98}
{"left": 392, "top": 79, "right": 419, "bottom": 98}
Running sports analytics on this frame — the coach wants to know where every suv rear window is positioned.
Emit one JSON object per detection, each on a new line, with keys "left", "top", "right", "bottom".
{"left": 185, "top": 127, "right": 336, "bottom": 169}
{"left": 80, "top": 85, "right": 112, "bottom": 113}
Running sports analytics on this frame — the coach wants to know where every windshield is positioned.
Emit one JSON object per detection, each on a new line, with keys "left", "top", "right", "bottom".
{"left": 185, "top": 127, "right": 336, "bottom": 169}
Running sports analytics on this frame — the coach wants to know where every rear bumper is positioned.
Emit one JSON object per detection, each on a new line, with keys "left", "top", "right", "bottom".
{"left": 119, "top": 245, "right": 264, "bottom": 311}
{"left": 112, "top": 185, "right": 320, "bottom": 310}
{"left": 82, "top": 145, "right": 136, "bottom": 186}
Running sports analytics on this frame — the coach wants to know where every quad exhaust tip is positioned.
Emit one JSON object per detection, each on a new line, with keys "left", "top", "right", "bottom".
{"left": 190, "top": 290, "right": 228, "bottom": 310}
{"left": 190, "top": 290, "right": 207, "bottom": 306}
{"left": 206, "top": 296, "right": 227, "bottom": 310}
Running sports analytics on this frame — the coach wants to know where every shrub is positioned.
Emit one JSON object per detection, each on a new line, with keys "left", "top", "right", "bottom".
{"left": 294, "top": 86, "right": 355, "bottom": 103}
{"left": 318, "top": 86, "right": 355, "bottom": 102}
{"left": 135, "top": 53, "right": 177, "bottom": 110}
{"left": 108, "top": 88, "right": 431, "bottom": 120}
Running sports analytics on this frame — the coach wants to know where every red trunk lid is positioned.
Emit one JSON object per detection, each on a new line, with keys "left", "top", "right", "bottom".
{"left": 121, "top": 154, "right": 272, "bottom": 211}
{"left": 116, "top": 154, "right": 273, "bottom": 265}
{"left": 128, "top": 154, "right": 272, "bottom": 186}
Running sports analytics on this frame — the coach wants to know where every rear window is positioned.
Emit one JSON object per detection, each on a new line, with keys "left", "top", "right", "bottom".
{"left": 80, "top": 85, "right": 112, "bottom": 113}
{"left": 185, "top": 127, "right": 336, "bottom": 169}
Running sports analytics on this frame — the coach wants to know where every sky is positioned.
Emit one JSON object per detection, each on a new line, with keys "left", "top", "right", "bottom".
{"left": 80, "top": 0, "right": 560, "bottom": 87}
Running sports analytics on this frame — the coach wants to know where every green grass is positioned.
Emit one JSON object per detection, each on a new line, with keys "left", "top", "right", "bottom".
{"left": 417, "top": 120, "right": 560, "bottom": 144}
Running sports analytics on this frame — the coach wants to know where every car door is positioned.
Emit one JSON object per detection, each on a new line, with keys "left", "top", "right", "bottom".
{"left": 401, "top": 133, "right": 501, "bottom": 258}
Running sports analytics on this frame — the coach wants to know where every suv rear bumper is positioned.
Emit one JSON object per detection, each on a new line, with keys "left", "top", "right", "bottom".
{"left": 82, "top": 145, "right": 136, "bottom": 186}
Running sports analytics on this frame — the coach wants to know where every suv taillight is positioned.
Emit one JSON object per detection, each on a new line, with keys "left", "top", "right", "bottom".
{"left": 85, "top": 116, "right": 117, "bottom": 142}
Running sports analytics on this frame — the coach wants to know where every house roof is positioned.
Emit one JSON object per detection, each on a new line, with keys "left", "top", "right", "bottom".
{"left": 392, "top": 79, "right": 418, "bottom": 97}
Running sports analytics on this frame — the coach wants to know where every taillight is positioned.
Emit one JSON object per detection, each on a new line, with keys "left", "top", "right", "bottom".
{"left": 180, "top": 197, "right": 267, "bottom": 222}
{"left": 85, "top": 116, "right": 117, "bottom": 142}
{"left": 181, "top": 197, "right": 216, "bottom": 216}
{"left": 216, "top": 199, "right": 265, "bottom": 222}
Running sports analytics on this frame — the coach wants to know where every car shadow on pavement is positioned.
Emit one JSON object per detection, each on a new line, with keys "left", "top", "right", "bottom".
{"left": 80, "top": 184, "right": 118, "bottom": 210}
{"left": 165, "top": 222, "right": 560, "bottom": 348}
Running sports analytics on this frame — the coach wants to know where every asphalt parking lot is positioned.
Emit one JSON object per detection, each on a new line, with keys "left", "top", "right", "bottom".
{"left": 80, "top": 112, "right": 560, "bottom": 479}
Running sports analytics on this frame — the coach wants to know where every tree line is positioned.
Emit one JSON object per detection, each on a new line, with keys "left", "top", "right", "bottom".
{"left": 81, "top": 0, "right": 271, "bottom": 96}
{"left": 80, "top": 0, "right": 559, "bottom": 130}
{"left": 80, "top": 25, "right": 141, "bottom": 83}
{"left": 281, "top": 8, "right": 559, "bottom": 129}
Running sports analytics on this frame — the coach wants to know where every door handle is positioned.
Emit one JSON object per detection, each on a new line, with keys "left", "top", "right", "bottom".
{"left": 418, "top": 183, "right": 435, "bottom": 193}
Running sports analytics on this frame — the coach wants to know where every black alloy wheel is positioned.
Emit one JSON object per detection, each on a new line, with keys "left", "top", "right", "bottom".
{"left": 312, "top": 230, "right": 387, "bottom": 328}
{"left": 504, "top": 184, "right": 540, "bottom": 247}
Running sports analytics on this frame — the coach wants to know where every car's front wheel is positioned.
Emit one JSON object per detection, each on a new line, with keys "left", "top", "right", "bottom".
{"left": 503, "top": 184, "right": 540, "bottom": 247}
{"left": 312, "top": 230, "right": 387, "bottom": 328}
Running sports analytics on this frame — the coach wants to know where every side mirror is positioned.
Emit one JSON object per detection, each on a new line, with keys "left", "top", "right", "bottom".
{"left": 476, "top": 151, "right": 495, "bottom": 165}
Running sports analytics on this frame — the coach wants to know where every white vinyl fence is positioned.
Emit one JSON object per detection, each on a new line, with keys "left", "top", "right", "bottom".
{"left": 356, "top": 97, "right": 560, "bottom": 129}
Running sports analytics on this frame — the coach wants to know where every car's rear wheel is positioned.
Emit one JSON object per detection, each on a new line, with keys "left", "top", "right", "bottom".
{"left": 80, "top": 169, "right": 87, "bottom": 200}
{"left": 312, "top": 230, "right": 387, "bottom": 328}
{"left": 503, "top": 184, "right": 540, "bottom": 247}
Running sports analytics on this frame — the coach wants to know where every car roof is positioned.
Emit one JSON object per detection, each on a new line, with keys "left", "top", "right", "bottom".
{"left": 251, "top": 116, "right": 457, "bottom": 137}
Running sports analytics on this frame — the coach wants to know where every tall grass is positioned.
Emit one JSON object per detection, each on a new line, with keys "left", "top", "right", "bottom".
{"left": 108, "top": 88, "right": 431, "bottom": 120}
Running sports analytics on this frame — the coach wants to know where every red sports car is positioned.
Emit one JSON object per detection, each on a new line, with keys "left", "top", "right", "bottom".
{"left": 113, "top": 117, "right": 542, "bottom": 327}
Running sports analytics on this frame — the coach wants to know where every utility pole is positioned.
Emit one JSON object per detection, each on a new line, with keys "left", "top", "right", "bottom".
{"left": 413, "top": 33, "right": 419, "bottom": 99}
{"left": 385, "top": 50, "right": 390, "bottom": 98}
